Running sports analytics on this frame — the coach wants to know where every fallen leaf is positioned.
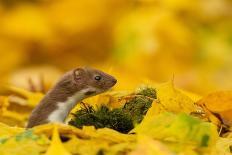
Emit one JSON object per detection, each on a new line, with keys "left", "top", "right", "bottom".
{"left": 0, "top": 127, "right": 49, "bottom": 155}
{"left": 7, "top": 86, "right": 44, "bottom": 107}
{"left": 197, "top": 91, "right": 232, "bottom": 126}
{"left": 133, "top": 113, "right": 219, "bottom": 154}
{"left": 0, "top": 122, "right": 24, "bottom": 137}
{"left": 34, "top": 123, "right": 89, "bottom": 139}
{"left": 146, "top": 81, "right": 202, "bottom": 116}
{"left": 129, "top": 135, "right": 174, "bottom": 155}
{"left": 45, "top": 125, "right": 71, "bottom": 155}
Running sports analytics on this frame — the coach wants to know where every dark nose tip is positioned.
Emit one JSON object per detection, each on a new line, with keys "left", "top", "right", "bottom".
{"left": 112, "top": 78, "right": 117, "bottom": 84}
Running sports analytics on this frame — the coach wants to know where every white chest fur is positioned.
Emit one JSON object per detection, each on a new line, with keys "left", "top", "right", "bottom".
{"left": 47, "top": 91, "right": 85, "bottom": 122}
{"left": 47, "top": 87, "right": 99, "bottom": 123}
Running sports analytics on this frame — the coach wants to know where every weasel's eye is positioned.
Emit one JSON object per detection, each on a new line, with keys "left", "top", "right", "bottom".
{"left": 94, "top": 76, "right": 101, "bottom": 81}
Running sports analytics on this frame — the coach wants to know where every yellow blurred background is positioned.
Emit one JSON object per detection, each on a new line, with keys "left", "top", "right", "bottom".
{"left": 0, "top": 0, "right": 231, "bottom": 95}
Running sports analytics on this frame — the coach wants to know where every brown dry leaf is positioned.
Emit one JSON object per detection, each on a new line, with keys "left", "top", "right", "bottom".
{"left": 197, "top": 91, "right": 232, "bottom": 127}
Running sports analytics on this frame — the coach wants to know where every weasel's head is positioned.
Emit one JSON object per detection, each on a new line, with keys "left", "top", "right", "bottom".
{"left": 70, "top": 67, "right": 117, "bottom": 96}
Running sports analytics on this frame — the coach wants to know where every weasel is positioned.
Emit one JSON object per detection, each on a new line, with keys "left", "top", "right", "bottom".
{"left": 27, "top": 67, "right": 117, "bottom": 128}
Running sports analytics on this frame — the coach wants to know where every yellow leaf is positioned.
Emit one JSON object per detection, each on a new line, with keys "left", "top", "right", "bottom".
{"left": 34, "top": 123, "right": 89, "bottom": 139}
{"left": 214, "top": 137, "right": 232, "bottom": 154}
{"left": 45, "top": 125, "right": 71, "bottom": 155}
{"left": 0, "top": 96, "right": 9, "bottom": 111}
{"left": 0, "top": 96, "right": 27, "bottom": 126}
{"left": 177, "top": 88, "right": 202, "bottom": 102}
{"left": 7, "top": 86, "right": 44, "bottom": 107}
{"left": 0, "top": 122, "right": 24, "bottom": 137}
{"left": 1, "top": 110, "right": 27, "bottom": 121}
{"left": 129, "top": 135, "right": 173, "bottom": 155}
{"left": 133, "top": 112, "right": 219, "bottom": 154}
{"left": 63, "top": 135, "right": 110, "bottom": 155}
{"left": 63, "top": 126, "right": 135, "bottom": 155}
{"left": 147, "top": 81, "right": 201, "bottom": 117}
{"left": 82, "top": 126, "right": 135, "bottom": 143}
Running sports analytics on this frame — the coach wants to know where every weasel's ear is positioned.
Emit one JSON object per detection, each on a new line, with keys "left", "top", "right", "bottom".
{"left": 73, "top": 68, "right": 85, "bottom": 81}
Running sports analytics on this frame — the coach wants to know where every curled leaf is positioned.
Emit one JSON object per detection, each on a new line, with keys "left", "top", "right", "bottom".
{"left": 197, "top": 91, "right": 232, "bottom": 127}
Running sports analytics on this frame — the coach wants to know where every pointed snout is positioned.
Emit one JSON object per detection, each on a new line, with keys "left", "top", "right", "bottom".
{"left": 108, "top": 77, "right": 117, "bottom": 88}
{"left": 112, "top": 78, "right": 117, "bottom": 85}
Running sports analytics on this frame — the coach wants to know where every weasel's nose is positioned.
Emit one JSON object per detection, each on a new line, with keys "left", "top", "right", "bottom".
{"left": 112, "top": 78, "right": 117, "bottom": 85}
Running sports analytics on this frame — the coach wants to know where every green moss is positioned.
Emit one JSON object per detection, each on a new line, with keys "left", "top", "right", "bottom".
{"left": 69, "top": 105, "right": 134, "bottom": 133}
{"left": 123, "top": 96, "right": 153, "bottom": 124}
{"left": 69, "top": 87, "right": 156, "bottom": 133}
{"left": 123, "top": 87, "right": 156, "bottom": 124}
{"left": 136, "top": 87, "right": 157, "bottom": 99}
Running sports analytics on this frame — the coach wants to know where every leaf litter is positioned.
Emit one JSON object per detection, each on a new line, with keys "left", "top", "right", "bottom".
{"left": 0, "top": 82, "right": 231, "bottom": 155}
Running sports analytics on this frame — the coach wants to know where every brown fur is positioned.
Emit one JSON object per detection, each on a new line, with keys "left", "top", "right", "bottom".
{"left": 27, "top": 67, "right": 117, "bottom": 128}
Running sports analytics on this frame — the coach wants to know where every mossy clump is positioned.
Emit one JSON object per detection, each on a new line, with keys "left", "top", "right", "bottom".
{"left": 137, "top": 87, "right": 157, "bottom": 99}
{"left": 69, "top": 87, "right": 156, "bottom": 133}
{"left": 123, "top": 97, "right": 152, "bottom": 124}
{"left": 123, "top": 87, "right": 156, "bottom": 124}
{"left": 69, "top": 105, "right": 134, "bottom": 133}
